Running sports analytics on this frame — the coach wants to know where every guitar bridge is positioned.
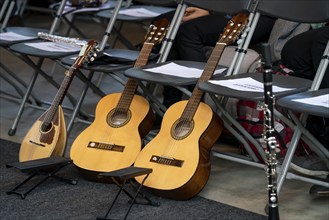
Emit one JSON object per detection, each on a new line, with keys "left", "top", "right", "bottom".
{"left": 29, "top": 140, "right": 46, "bottom": 147}
{"left": 88, "top": 141, "right": 125, "bottom": 152}
{"left": 150, "top": 155, "right": 184, "bottom": 167}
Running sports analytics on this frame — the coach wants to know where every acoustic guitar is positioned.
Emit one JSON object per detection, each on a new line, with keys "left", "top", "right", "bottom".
{"left": 133, "top": 13, "right": 249, "bottom": 200}
{"left": 70, "top": 19, "right": 169, "bottom": 175}
{"left": 19, "top": 40, "right": 98, "bottom": 161}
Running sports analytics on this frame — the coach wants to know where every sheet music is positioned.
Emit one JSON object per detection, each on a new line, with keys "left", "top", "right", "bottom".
{"left": 208, "top": 77, "right": 294, "bottom": 93}
{"left": 63, "top": 1, "right": 116, "bottom": 14}
{"left": 118, "top": 8, "right": 160, "bottom": 17}
{"left": 292, "top": 94, "right": 329, "bottom": 108}
{"left": 0, "top": 32, "right": 37, "bottom": 41}
{"left": 144, "top": 62, "right": 226, "bottom": 78}
{"left": 24, "top": 42, "right": 81, "bottom": 52}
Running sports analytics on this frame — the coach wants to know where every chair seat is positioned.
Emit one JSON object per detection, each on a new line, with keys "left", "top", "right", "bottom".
{"left": 124, "top": 60, "right": 228, "bottom": 86}
{"left": 198, "top": 73, "right": 312, "bottom": 101}
{"left": 277, "top": 88, "right": 329, "bottom": 118}
{"left": 96, "top": 5, "right": 175, "bottom": 21}
{"left": 0, "top": 27, "right": 47, "bottom": 46}
{"left": 60, "top": 48, "right": 159, "bottom": 72}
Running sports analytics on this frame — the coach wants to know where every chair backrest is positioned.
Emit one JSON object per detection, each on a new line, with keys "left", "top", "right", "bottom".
{"left": 184, "top": 0, "right": 253, "bottom": 14}
{"left": 257, "top": 0, "right": 329, "bottom": 23}
{"left": 258, "top": 0, "right": 329, "bottom": 91}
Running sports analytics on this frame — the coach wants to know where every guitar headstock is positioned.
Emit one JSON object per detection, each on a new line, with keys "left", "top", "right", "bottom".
{"left": 144, "top": 18, "right": 170, "bottom": 45}
{"left": 219, "top": 12, "right": 249, "bottom": 45}
{"left": 73, "top": 39, "right": 99, "bottom": 68}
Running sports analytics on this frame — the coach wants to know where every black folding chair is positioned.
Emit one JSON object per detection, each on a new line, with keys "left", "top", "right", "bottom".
{"left": 124, "top": 0, "right": 263, "bottom": 144}
{"left": 0, "top": 0, "right": 60, "bottom": 102}
{"left": 56, "top": 0, "right": 184, "bottom": 133}
{"left": 197, "top": 0, "right": 329, "bottom": 193}
{"left": 3, "top": 0, "right": 120, "bottom": 136}
{"left": 95, "top": 0, "right": 176, "bottom": 50}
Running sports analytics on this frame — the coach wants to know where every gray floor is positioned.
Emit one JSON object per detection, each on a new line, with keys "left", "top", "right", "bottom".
{"left": 1, "top": 12, "right": 328, "bottom": 220}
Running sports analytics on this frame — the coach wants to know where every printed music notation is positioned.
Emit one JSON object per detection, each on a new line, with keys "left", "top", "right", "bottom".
{"left": 0, "top": 32, "right": 37, "bottom": 41}
{"left": 118, "top": 8, "right": 160, "bottom": 17}
{"left": 63, "top": 1, "right": 116, "bottom": 14}
{"left": 145, "top": 62, "right": 226, "bottom": 78}
{"left": 292, "top": 94, "right": 329, "bottom": 108}
{"left": 208, "top": 77, "right": 294, "bottom": 93}
{"left": 24, "top": 42, "right": 81, "bottom": 52}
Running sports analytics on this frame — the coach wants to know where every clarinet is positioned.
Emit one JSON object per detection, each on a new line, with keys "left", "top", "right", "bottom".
{"left": 37, "top": 32, "right": 88, "bottom": 46}
{"left": 262, "top": 43, "right": 280, "bottom": 220}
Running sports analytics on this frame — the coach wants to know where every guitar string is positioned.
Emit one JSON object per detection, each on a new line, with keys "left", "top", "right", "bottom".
{"left": 158, "top": 15, "right": 247, "bottom": 163}
{"left": 100, "top": 28, "right": 164, "bottom": 168}
{"left": 106, "top": 43, "right": 153, "bottom": 152}
{"left": 159, "top": 44, "right": 226, "bottom": 165}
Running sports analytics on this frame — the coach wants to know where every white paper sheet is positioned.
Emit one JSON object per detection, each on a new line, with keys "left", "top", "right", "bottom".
{"left": 63, "top": 1, "right": 116, "bottom": 14}
{"left": 144, "top": 62, "right": 226, "bottom": 78}
{"left": 208, "top": 77, "right": 294, "bottom": 93}
{"left": 0, "top": 32, "right": 37, "bottom": 41}
{"left": 292, "top": 94, "right": 329, "bottom": 108}
{"left": 24, "top": 42, "right": 81, "bottom": 52}
{"left": 118, "top": 8, "right": 160, "bottom": 17}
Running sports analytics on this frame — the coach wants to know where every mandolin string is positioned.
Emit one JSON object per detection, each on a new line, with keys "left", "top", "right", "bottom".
{"left": 29, "top": 42, "right": 94, "bottom": 160}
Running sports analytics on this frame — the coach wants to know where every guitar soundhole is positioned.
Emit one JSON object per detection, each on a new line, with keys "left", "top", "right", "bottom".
{"left": 107, "top": 108, "right": 131, "bottom": 128}
{"left": 171, "top": 119, "right": 194, "bottom": 140}
{"left": 39, "top": 122, "right": 53, "bottom": 133}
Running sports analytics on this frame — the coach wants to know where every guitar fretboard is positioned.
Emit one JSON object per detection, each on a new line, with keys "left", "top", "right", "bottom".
{"left": 116, "top": 43, "right": 154, "bottom": 111}
{"left": 181, "top": 42, "right": 226, "bottom": 121}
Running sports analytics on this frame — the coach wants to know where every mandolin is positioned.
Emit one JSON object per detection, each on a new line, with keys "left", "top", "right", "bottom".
{"left": 70, "top": 19, "right": 169, "bottom": 176}
{"left": 133, "top": 13, "right": 249, "bottom": 200}
{"left": 19, "top": 40, "right": 98, "bottom": 161}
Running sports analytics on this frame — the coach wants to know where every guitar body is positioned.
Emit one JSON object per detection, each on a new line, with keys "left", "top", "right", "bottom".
{"left": 19, "top": 106, "right": 67, "bottom": 161}
{"left": 70, "top": 93, "right": 155, "bottom": 174}
{"left": 134, "top": 100, "right": 223, "bottom": 200}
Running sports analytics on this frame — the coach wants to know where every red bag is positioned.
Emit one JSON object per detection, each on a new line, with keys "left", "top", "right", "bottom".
{"left": 236, "top": 99, "right": 293, "bottom": 162}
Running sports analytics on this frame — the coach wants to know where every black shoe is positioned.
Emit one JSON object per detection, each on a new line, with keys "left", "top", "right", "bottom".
{"left": 309, "top": 175, "right": 329, "bottom": 198}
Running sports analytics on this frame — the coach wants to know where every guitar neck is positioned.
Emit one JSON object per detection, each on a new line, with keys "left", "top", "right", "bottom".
{"left": 116, "top": 43, "right": 154, "bottom": 111}
{"left": 181, "top": 43, "right": 226, "bottom": 120}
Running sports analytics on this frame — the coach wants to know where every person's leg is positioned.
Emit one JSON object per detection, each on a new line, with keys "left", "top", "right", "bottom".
{"left": 281, "top": 26, "right": 329, "bottom": 89}
{"left": 249, "top": 15, "right": 277, "bottom": 45}
{"left": 311, "top": 26, "right": 329, "bottom": 89}
{"left": 175, "top": 13, "right": 228, "bottom": 62}
{"left": 163, "top": 13, "right": 228, "bottom": 107}
{"left": 175, "top": 14, "right": 276, "bottom": 62}
{"left": 281, "top": 27, "right": 329, "bottom": 191}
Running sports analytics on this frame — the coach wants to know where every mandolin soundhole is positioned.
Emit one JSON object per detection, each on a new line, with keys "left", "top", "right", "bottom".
{"left": 171, "top": 119, "right": 194, "bottom": 140}
{"left": 39, "top": 122, "right": 53, "bottom": 133}
{"left": 107, "top": 108, "right": 131, "bottom": 128}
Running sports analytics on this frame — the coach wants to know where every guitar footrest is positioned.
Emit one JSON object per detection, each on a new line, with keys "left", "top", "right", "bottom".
{"left": 97, "top": 166, "right": 159, "bottom": 220}
{"left": 6, "top": 156, "right": 77, "bottom": 199}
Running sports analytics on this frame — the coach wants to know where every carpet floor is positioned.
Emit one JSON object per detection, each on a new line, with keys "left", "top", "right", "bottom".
{"left": 0, "top": 139, "right": 266, "bottom": 220}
